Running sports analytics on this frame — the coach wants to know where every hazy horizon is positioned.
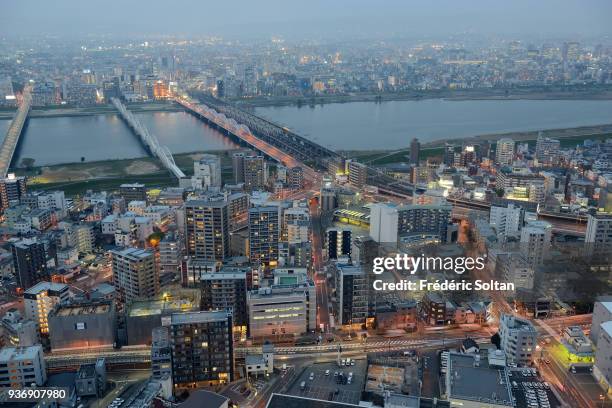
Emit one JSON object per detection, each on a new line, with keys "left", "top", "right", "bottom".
{"left": 2, "top": 0, "right": 612, "bottom": 40}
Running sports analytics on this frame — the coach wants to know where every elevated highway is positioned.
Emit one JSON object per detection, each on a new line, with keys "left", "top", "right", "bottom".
{"left": 0, "top": 86, "right": 32, "bottom": 177}
{"left": 111, "top": 98, "right": 185, "bottom": 179}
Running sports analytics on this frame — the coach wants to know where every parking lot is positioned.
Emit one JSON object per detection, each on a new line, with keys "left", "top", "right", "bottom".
{"left": 287, "top": 359, "right": 367, "bottom": 405}
{"left": 508, "top": 369, "right": 561, "bottom": 408}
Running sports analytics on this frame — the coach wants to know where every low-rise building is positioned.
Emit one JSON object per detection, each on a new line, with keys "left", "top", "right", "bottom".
{"left": 0, "top": 345, "right": 47, "bottom": 387}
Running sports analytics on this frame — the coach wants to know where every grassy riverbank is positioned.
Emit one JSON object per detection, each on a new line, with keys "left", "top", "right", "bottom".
{"left": 12, "top": 150, "right": 238, "bottom": 196}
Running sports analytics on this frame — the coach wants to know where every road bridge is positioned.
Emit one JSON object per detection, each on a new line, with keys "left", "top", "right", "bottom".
{"left": 111, "top": 98, "right": 185, "bottom": 179}
{"left": 0, "top": 86, "right": 32, "bottom": 177}
{"left": 174, "top": 96, "right": 319, "bottom": 182}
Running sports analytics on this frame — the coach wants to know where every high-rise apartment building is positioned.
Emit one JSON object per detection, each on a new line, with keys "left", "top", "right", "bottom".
{"left": 11, "top": 238, "right": 48, "bottom": 290}
{"left": 111, "top": 248, "right": 159, "bottom": 302}
{"left": 24, "top": 281, "right": 70, "bottom": 336}
{"left": 410, "top": 138, "right": 420, "bottom": 165}
{"left": 495, "top": 138, "right": 515, "bottom": 165}
{"left": 535, "top": 134, "right": 560, "bottom": 165}
{"left": 169, "top": 310, "right": 234, "bottom": 388}
{"left": 348, "top": 161, "right": 367, "bottom": 188}
{"left": 194, "top": 154, "right": 222, "bottom": 189}
{"left": 232, "top": 153, "right": 245, "bottom": 184}
{"left": 520, "top": 221, "right": 552, "bottom": 267}
{"left": 326, "top": 228, "right": 352, "bottom": 260}
{"left": 151, "top": 326, "right": 172, "bottom": 380}
{"left": 0, "top": 174, "right": 27, "bottom": 212}
{"left": 200, "top": 268, "right": 248, "bottom": 329}
{"left": 184, "top": 199, "right": 230, "bottom": 261}
{"left": 397, "top": 203, "right": 452, "bottom": 243}
{"left": 499, "top": 314, "right": 537, "bottom": 366}
{"left": 244, "top": 155, "right": 266, "bottom": 191}
{"left": 489, "top": 203, "right": 524, "bottom": 242}
{"left": 333, "top": 263, "right": 368, "bottom": 327}
{"left": 248, "top": 206, "right": 280, "bottom": 267}
{"left": 585, "top": 212, "right": 612, "bottom": 259}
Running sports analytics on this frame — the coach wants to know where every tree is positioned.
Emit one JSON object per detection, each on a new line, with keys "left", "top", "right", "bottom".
{"left": 81, "top": 156, "right": 85, "bottom": 162}
{"left": 20, "top": 157, "right": 35, "bottom": 170}
{"left": 495, "top": 188, "right": 505, "bottom": 198}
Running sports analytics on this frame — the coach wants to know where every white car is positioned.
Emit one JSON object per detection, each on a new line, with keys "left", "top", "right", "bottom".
{"left": 325, "top": 370, "right": 330, "bottom": 376}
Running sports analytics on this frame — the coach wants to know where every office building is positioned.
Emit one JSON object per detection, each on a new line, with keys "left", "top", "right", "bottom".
{"left": 120, "top": 183, "right": 147, "bottom": 203}
{"left": 47, "top": 301, "right": 116, "bottom": 351}
{"left": 248, "top": 206, "right": 280, "bottom": 267}
{"left": 185, "top": 199, "right": 230, "bottom": 261}
{"left": 495, "top": 138, "right": 515, "bottom": 165}
{"left": 24, "top": 281, "right": 69, "bottom": 336}
{"left": 489, "top": 203, "right": 524, "bottom": 242}
{"left": 333, "top": 263, "right": 367, "bottom": 327}
{"left": 326, "top": 228, "right": 352, "bottom": 260}
{"left": 591, "top": 301, "right": 612, "bottom": 345}
{"left": 520, "top": 221, "right": 552, "bottom": 267}
{"left": 369, "top": 203, "right": 399, "bottom": 243}
{"left": 247, "top": 272, "right": 316, "bottom": 338}
{"left": 499, "top": 314, "right": 537, "bottom": 366}
{"left": 244, "top": 155, "right": 267, "bottom": 191}
{"left": 169, "top": 310, "right": 234, "bottom": 388}
{"left": 0, "top": 345, "right": 47, "bottom": 387}
{"left": 410, "top": 137, "right": 420, "bottom": 164}
{"left": 0, "top": 174, "right": 27, "bottom": 211}
{"left": 151, "top": 327, "right": 172, "bottom": 380}
{"left": 200, "top": 268, "right": 248, "bottom": 329}
{"left": 348, "top": 161, "right": 367, "bottom": 188}
{"left": 11, "top": 238, "right": 49, "bottom": 290}
{"left": 111, "top": 247, "right": 159, "bottom": 302}
{"left": 585, "top": 212, "right": 612, "bottom": 259}
{"left": 194, "top": 154, "right": 222, "bottom": 189}
{"left": 232, "top": 153, "right": 245, "bottom": 184}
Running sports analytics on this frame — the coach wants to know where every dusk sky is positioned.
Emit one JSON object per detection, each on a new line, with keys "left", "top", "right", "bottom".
{"left": 2, "top": 0, "right": 612, "bottom": 39}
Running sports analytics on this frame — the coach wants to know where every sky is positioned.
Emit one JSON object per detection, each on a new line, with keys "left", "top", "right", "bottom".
{"left": 2, "top": 0, "right": 612, "bottom": 40}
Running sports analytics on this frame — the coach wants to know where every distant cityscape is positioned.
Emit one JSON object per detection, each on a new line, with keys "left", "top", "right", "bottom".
{"left": 0, "top": 29, "right": 611, "bottom": 408}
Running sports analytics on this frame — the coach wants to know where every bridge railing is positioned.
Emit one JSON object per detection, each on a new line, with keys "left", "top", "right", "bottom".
{"left": 0, "top": 87, "right": 32, "bottom": 177}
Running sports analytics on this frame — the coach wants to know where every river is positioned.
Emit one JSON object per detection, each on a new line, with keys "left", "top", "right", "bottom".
{"left": 4, "top": 111, "right": 236, "bottom": 167}
{"left": 255, "top": 99, "right": 612, "bottom": 150}
{"left": 2, "top": 99, "right": 612, "bottom": 166}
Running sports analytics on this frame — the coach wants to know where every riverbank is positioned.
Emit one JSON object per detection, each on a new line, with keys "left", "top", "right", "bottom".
{"left": 0, "top": 101, "right": 182, "bottom": 120}
{"left": 233, "top": 85, "right": 612, "bottom": 108}
{"left": 14, "top": 150, "right": 238, "bottom": 196}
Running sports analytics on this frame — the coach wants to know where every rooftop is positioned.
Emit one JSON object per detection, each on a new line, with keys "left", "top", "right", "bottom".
{"left": 170, "top": 310, "right": 230, "bottom": 326}
{"left": 0, "top": 345, "right": 42, "bottom": 362}
{"left": 24, "top": 281, "right": 68, "bottom": 295}
{"left": 178, "top": 390, "right": 228, "bottom": 408}
{"left": 51, "top": 302, "right": 112, "bottom": 317}
{"left": 266, "top": 394, "right": 359, "bottom": 408}
{"left": 447, "top": 352, "right": 513, "bottom": 406}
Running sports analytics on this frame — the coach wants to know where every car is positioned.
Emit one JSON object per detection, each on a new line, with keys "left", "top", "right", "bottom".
{"left": 309, "top": 372, "right": 315, "bottom": 380}
{"left": 334, "top": 371, "right": 338, "bottom": 377}
{"left": 325, "top": 370, "right": 330, "bottom": 376}
{"left": 350, "top": 360, "right": 355, "bottom": 366}
{"left": 347, "top": 377, "right": 352, "bottom": 384}
{"left": 348, "top": 372, "right": 353, "bottom": 377}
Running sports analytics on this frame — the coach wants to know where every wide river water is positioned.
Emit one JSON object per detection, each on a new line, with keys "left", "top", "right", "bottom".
{"left": 256, "top": 99, "right": 612, "bottom": 150}
{"left": 2, "top": 99, "right": 612, "bottom": 166}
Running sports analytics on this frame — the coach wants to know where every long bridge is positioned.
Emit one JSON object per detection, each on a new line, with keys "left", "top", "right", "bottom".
{"left": 111, "top": 97, "right": 185, "bottom": 179}
{"left": 0, "top": 86, "right": 32, "bottom": 177}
